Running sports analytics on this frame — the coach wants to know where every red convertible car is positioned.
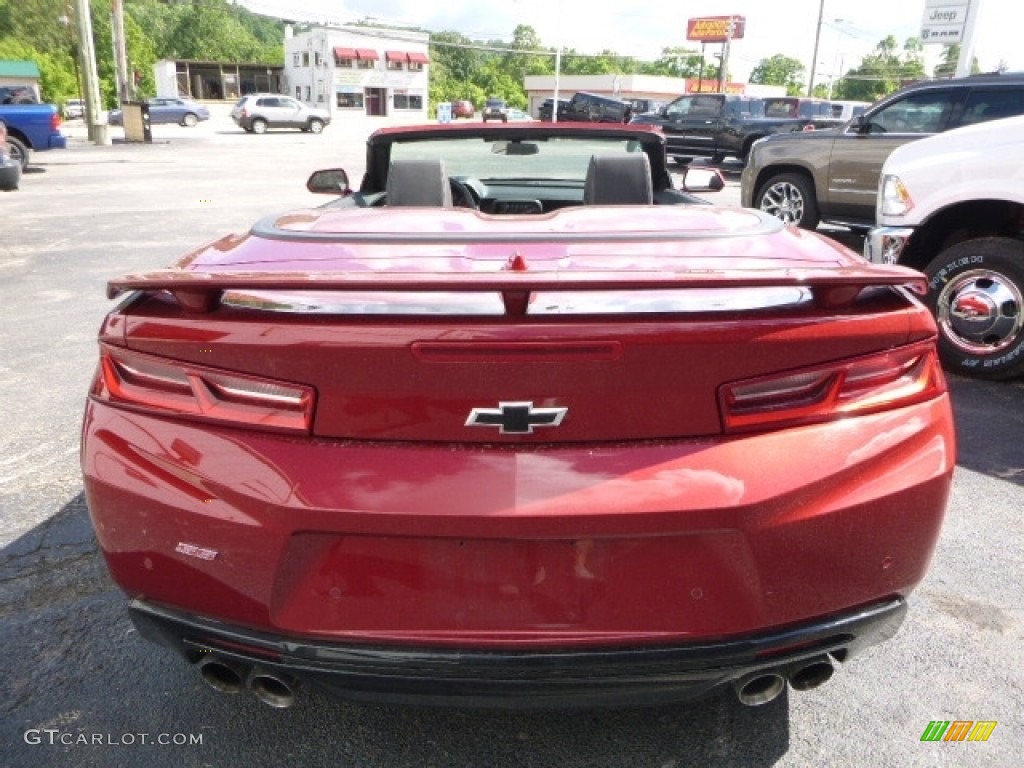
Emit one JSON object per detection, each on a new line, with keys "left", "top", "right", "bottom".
{"left": 82, "top": 123, "right": 955, "bottom": 710}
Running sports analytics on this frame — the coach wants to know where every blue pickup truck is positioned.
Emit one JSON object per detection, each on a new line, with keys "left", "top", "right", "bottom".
{"left": 0, "top": 102, "right": 68, "bottom": 169}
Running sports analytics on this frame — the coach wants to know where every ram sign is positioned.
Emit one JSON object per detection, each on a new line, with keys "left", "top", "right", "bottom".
{"left": 686, "top": 16, "right": 746, "bottom": 43}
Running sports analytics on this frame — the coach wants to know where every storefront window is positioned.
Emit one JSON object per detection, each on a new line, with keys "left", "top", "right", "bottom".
{"left": 337, "top": 92, "right": 365, "bottom": 109}
{"left": 393, "top": 92, "right": 424, "bottom": 110}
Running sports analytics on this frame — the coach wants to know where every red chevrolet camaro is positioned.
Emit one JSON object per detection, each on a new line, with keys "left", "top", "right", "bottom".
{"left": 82, "top": 123, "right": 955, "bottom": 710}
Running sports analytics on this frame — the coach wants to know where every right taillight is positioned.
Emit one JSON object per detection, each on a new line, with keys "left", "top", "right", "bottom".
{"left": 720, "top": 341, "right": 946, "bottom": 433}
{"left": 91, "top": 345, "right": 315, "bottom": 434}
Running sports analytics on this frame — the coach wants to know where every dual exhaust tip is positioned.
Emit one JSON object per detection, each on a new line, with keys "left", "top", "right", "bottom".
{"left": 197, "top": 656, "right": 298, "bottom": 708}
{"left": 196, "top": 650, "right": 839, "bottom": 709}
{"left": 734, "top": 655, "right": 837, "bottom": 707}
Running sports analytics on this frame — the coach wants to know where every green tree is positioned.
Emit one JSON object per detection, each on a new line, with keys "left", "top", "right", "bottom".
{"left": 641, "top": 47, "right": 705, "bottom": 78}
{"left": 749, "top": 54, "right": 806, "bottom": 96}
{"left": 839, "top": 36, "right": 927, "bottom": 102}
{"left": 932, "top": 44, "right": 980, "bottom": 78}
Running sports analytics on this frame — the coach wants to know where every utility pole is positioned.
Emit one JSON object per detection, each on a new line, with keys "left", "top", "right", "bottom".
{"left": 808, "top": 0, "right": 825, "bottom": 96}
{"left": 719, "top": 17, "right": 735, "bottom": 93}
{"left": 74, "top": 0, "right": 110, "bottom": 144}
{"left": 112, "top": 0, "right": 131, "bottom": 103}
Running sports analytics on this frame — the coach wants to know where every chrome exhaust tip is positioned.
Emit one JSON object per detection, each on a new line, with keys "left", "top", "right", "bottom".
{"left": 788, "top": 657, "right": 835, "bottom": 691}
{"left": 197, "top": 656, "right": 247, "bottom": 695}
{"left": 247, "top": 668, "right": 299, "bottom": 709}
{"left": 734, "top": 672, "right": 787, "bottom": 706}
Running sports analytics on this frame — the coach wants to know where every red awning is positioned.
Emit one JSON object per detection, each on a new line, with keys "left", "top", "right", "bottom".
{"left": 406, "top": 52, "right": 429, "bottom": 64}
{"left": 385, "top": 50, "right": 407, "bottom": 62}
{"left": 355, "top": 49, "right": 379, "bottom": 60}
{"left": 333, "top": 47, "right": 357, "bottom": 60}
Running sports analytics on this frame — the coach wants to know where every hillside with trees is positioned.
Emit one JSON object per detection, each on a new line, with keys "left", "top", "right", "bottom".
{"left": 0, "top": 1, "right": 968, "bottom": 112}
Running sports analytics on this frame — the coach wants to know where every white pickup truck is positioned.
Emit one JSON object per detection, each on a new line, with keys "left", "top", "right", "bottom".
{"left": 865, "top": 115, "right": 1024, "bottom": 380}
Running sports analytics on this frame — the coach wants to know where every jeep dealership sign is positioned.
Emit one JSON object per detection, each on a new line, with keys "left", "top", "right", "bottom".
{"left": 920, "top": 0, "right": 970, "bottom": 44}
{"left": 686, "top": 16, "right": 746, "bottom": 43}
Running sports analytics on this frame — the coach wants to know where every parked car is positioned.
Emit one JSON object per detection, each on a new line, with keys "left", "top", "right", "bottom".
{"left": 63, "top": 98, "right": 85, "bottom": 120}
{"left": 538, "top": 97, "right": 570, "bottom": 121}
{"left": 83, "top": 121, "right": 954, "bottom": 711}
{"left": 865, "top": 114, "right": 1024, "bottom": 379}
{"left": 0, "top": 101, "right": 67, "bottom": 170}
{"left": 561, "top": 91, "right": 633, "bottom": 124}
{"left": 742, "top": 72, "right": 1024, "bottom": 230}
{"left": 481, "top": 97, "right": 509, "bottom": 122}
{"left": 505, "top": 108, "right": 535, "bottom": 122}
{"left": 451, "top": 100, "right": 475, "bottom": 119}
{"left": 629, "top": 98, "right": 665, "bottom": 115}
{"left": 0, "top": 119, "right": 22, "bottom": 190}
{"left": 761, "top": 97, "right": 840, "bottom": 123}
{"left": 830, "top": 100, "right": 870, "bottom": 122}
{"left": 231, "top": 94, "right": 331, "bottom": 134}
{"left": 631, "top": 93, "right": 839, "bottom": 164}
{"left": 108, "top": 97, "right": 211, "bottom": 127}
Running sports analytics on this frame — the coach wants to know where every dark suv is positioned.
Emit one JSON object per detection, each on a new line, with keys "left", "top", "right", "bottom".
{"left": 538, "top": 98, "right": 570, "bottom": 122}
{"left": 561, "top": 92, "right": 633, "bottom": 123}
{"left": 742, "top": 72, "right": 1024, "bottom": 229}
{"left": 482, "top": 98, "right": 509, "bottom": 123}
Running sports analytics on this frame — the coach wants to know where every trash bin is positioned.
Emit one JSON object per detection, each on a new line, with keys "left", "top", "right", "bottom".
{"left": 121, "top": 101, "right": 152, "bottom": 143}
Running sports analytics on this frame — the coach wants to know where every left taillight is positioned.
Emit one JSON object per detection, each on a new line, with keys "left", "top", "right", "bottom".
{"left": 50, "top": 112, "right": 62, "bottom": 131}
{"left": 91, "top": 345, "right": 315, "bottom": 434}
{"left": 719, "top": 341, "right": 946, "bottom": 433}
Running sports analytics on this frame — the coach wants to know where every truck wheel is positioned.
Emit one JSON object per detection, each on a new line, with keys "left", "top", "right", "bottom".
{"left": 307, "top": 119, "right": 324, "bottom": 134}
{"left": 755, "top": 172, "right": 819, "bottom": 229}
{"left": 7, "top": 136, "right": 29, "bottom": 170}
{"left": 925, "top": 237, "right": 1024, "bottom": 379}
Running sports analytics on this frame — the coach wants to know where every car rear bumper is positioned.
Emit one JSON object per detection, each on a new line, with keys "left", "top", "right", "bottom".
{"left": 84, "top": 390, "right": 953, "bottom": 645}
{"left": 128, "top": 596, "right": 907, "bottom": 707}
{"left": 48, "top": 134, "right": 68, "bottom": 150}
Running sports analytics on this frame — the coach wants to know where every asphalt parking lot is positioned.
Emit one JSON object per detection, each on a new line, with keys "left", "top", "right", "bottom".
{"left": 1, "top": 111, "right": 1022, "bottom": 768}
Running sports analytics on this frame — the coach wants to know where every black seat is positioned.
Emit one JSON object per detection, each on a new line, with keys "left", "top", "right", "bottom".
{"left": 583, "top": 153, "right": 653, "bottom": 205}
{"left": 386, "top": 158, "right": 453, "bottom": 207}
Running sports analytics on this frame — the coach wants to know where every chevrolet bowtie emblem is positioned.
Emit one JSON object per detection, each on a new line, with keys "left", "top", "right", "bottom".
{"left": 465, "top": 401, "right": 568, "bottom": 434}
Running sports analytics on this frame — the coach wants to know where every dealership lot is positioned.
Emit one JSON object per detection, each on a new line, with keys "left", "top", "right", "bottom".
{"left": 1, "top": 116, "right": 1021, "bottom": 767}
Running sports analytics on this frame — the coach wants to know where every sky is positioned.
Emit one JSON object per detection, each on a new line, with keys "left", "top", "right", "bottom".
{"left": 237, "top": 0, "right": 1023, "bottom": 83}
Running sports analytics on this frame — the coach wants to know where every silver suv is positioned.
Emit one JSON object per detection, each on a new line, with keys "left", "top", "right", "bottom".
{"left": 231, "top": 94, "right": 331, "bottom": 134}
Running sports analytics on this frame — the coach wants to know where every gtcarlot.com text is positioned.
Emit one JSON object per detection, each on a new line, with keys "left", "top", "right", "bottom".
{"left": 24, "top": 729, "right": 203, "bottom": 746}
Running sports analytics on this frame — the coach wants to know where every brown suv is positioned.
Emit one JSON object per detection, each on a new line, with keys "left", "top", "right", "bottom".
{"left": 741, "top": 72, "right": 1024, "bottom": 229}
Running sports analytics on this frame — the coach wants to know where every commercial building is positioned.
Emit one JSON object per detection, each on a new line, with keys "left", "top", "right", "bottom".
{"left": 0, "top": 60, "right": 42, "bottom": 101}
{"left": 283, "top": 25, "right": 430, "bottom": 119}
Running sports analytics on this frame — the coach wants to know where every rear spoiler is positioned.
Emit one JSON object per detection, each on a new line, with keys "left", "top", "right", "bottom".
{"left": 108, "top": 265, "right": 928, "bottom": 315}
